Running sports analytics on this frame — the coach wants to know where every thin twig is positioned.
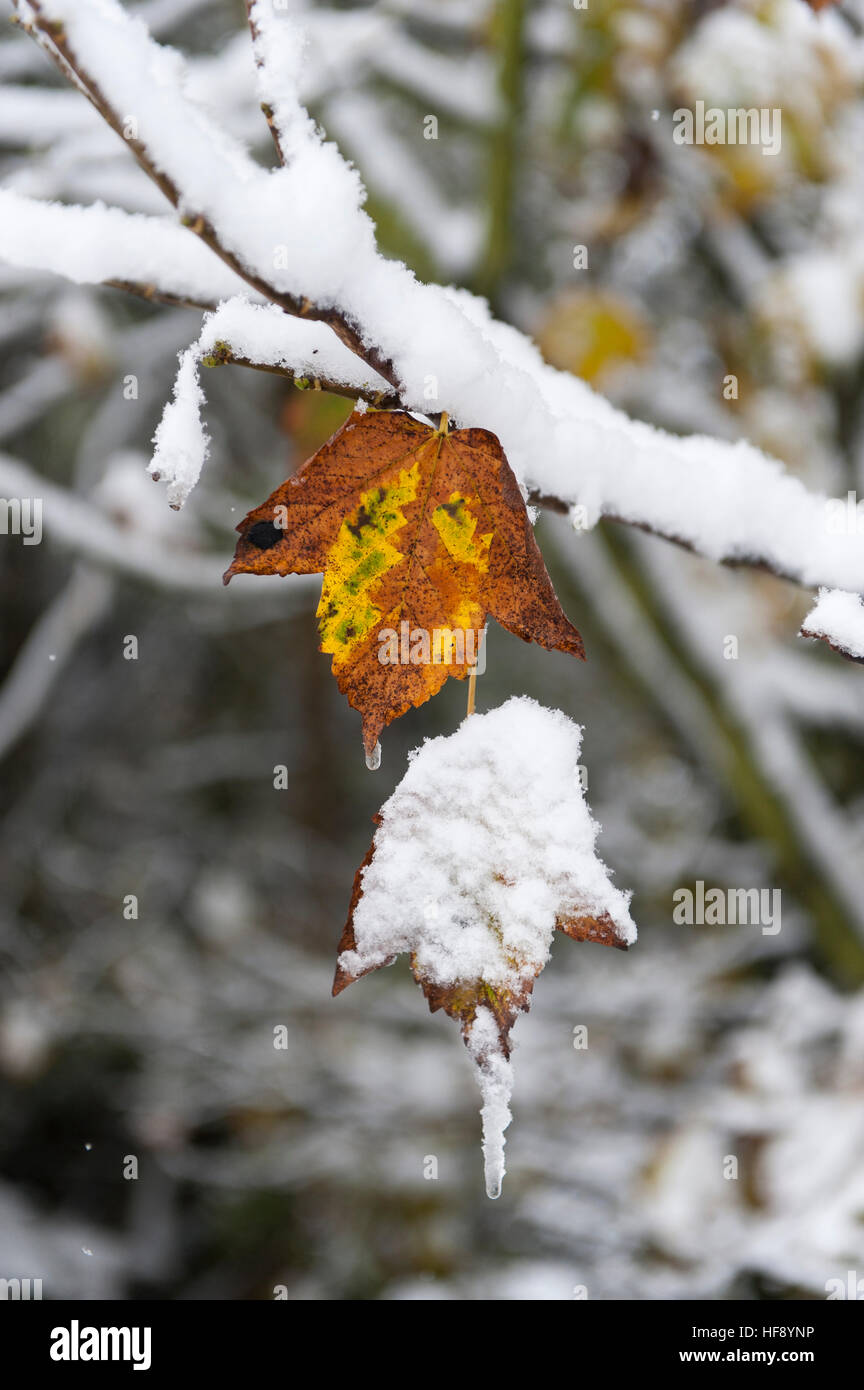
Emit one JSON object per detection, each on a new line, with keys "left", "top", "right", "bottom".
{"left": 104, "top": 279, "right": 219, "bottom": 313}
{"left": 201, "top": 346, "right": 400, "bottom": 408}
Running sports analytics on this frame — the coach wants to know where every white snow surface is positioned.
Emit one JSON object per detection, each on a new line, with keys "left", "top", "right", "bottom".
{"left": 801, "top": 588, "right": 864, "bottom": 661}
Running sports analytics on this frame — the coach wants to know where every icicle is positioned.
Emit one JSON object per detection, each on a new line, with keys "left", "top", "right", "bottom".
{"left": 466, "top": 1006, "right": 513, "bottom": 1199}
{"left": 486, "top": 1172, "right": 502, "bottom": 1201}
{"left": 365, "top": 741, "right": 381, "bottom": 771}
{"left": 149, "top": 346, "right": 209, "bottom": 509}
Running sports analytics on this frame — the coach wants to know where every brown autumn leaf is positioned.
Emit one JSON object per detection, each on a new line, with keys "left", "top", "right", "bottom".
{"left": 224, "top": 409, "right": 584, "bottom": 754}
{"left": 329, "top": 697, "right": 637, "bottom": 1195}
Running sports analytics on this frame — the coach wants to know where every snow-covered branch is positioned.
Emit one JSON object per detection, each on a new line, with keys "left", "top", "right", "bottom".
{"left": 14, "top": 0, "right": 400, "bottom": 389}
{"left": 7, "top": 0, "right": 864, "bottom": 613}
{"left": 0, "top": 190, "right": 248, "bottom": 307}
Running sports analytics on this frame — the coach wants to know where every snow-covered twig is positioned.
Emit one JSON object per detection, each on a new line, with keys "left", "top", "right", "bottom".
{"left": 244, "top": 0, "right": 304, "bottom": 166}
{"left": 194, "top": 299, "right": 395, "bottom": 402}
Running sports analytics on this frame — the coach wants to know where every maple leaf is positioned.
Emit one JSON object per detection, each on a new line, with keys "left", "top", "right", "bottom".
{"left": 224, "top": 410, "right": 584, "bottom": 755}
{"left": 331, "top": 697, "right": 636, "bottom": 1196}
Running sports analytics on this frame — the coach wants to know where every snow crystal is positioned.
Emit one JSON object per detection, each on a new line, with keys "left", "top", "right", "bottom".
{"left": 801, "top": 589, "right": 864, "bottom": 662}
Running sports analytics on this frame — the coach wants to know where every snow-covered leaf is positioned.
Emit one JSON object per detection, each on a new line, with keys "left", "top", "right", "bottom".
{"left": 332, "top": 697, "right": 636, "bottom": 1196}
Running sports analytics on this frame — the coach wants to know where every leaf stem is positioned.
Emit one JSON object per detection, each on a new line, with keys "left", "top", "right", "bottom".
{"left": 466, "top": 668, "right": 477, "bottom": 718}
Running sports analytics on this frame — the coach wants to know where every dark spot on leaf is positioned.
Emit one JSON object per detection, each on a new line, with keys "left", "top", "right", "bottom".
{"left": 246, "top": 520, "right": 283, "bottom": 550}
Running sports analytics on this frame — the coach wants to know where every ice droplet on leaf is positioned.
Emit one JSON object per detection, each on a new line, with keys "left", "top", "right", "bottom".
{"left": 365, "top": 741, "right": 381, "bottom": 771}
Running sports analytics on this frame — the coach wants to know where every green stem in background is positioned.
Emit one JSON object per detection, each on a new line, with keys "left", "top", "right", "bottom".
{"left": 557, "top": 522, "right": 864, "bottom": 987}
{"left": 474, "top": 0, "right": 527, "bottom": 307}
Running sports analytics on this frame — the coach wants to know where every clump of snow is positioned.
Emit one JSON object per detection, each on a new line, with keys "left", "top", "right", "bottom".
{"left": 340, "top": 697, "right": 636, "bottom": 988}
{"left": 801, "top": 588, "right": 864, "bottom": 662}
{"left": 337, "top": 696, "right": 636, "bottom": 1197}
{"left": 246, "top": 0, "right": 319, "bottom": 160}
{"left": 196, "top": 297, "right": 390, "bottom": 394}
{"left": 149, "top": 348, "right": 208, "bottom": 509}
